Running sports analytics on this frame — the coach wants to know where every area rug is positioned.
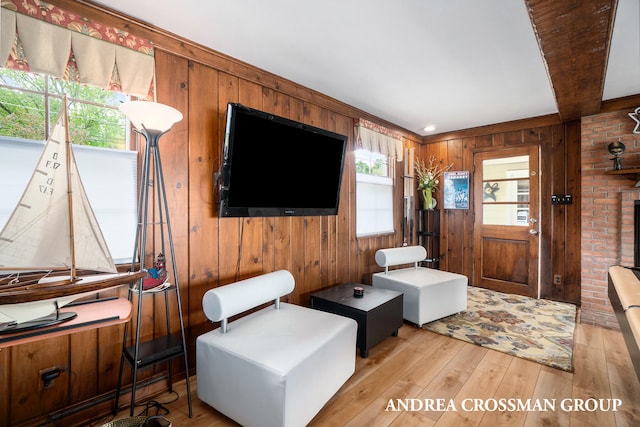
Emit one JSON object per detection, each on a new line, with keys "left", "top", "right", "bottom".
{"left": 424, "top": 286, "right": 577, "bottom": 372}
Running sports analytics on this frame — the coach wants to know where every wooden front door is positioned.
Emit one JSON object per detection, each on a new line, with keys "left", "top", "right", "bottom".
{"left": 473, "top": 147, "right": 539, "bottom": 297}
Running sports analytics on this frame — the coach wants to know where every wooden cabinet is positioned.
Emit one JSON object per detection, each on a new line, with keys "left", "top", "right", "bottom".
{"left": 417, "top": 209, "right": 440, "bottom": 269}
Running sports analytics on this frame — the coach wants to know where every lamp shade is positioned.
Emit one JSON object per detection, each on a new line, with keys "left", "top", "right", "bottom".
{"left": 119, "top": 101, "right": 183, "bottom": 132}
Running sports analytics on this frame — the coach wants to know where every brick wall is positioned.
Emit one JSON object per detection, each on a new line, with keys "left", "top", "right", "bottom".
{"left": 581, "top": 110, "right": 640, "bottom": 329}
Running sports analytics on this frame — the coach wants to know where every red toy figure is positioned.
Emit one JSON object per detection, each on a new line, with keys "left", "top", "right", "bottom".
{"left": 143, "top": 253, "right": 169, "bottom": 290}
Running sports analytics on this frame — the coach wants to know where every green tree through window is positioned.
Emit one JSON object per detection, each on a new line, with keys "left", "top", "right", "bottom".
{"left": 0, "top": 68, "right": 127, "bottom": 149}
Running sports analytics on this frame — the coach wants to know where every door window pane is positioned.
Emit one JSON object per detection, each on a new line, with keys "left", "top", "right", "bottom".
{"left": 482, "top": 156, "right": 529, "bottom": 226}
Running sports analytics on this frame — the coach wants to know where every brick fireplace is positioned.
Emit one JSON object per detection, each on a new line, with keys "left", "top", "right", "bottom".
{"left": 581, "top": 110, "right": 640, "bottom": 329}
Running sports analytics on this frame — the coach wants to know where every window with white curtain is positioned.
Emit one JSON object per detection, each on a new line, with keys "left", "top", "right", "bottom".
{"left": 0, "top": 69, "right": 137, "bottom": 263}
{"left": 355, "top": 149, "right": 394, "bottom": 236}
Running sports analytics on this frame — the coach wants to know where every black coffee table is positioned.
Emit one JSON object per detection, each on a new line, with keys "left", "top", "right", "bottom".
{"left": 310, "top": 283, "right": 403, "bottom": 357}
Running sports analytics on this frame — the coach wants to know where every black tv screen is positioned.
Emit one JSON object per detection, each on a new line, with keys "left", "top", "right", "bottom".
{"left": 219, "top": 103, "right": 348, "bottom": 217}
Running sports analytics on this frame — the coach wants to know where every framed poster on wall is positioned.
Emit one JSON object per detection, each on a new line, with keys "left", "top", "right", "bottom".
{"left": 443, "top": 171, "right": 469, "bottom": 209}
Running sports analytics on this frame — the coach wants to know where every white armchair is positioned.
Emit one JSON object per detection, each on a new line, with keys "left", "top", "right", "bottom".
{"left": 196, "top": 270, "right": 357, "bottom": 427}
{"left": 373, "top": 246, "right": 468, "bottom": 327}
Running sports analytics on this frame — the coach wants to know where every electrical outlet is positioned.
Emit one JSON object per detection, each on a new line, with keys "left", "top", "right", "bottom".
{"left": 553, "top": 274, "right": 562, "bottom": 285}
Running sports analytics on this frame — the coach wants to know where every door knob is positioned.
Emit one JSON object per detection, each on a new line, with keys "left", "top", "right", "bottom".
{"left": 529, "top": 229, "right": 539, "bottom": 235}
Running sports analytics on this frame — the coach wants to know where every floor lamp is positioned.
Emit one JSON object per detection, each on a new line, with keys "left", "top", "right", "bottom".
{"left": 115, "top": 101, "right": 193, "bottom": 417}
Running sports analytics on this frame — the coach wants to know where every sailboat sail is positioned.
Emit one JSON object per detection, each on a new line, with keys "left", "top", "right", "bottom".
{"left": 0, "top": 103, "right": 117, "bottom": 273}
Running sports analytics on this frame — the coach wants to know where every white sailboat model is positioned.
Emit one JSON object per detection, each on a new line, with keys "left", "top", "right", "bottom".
{"left": 0, "top": 100, "right": 144, "bottom": 332}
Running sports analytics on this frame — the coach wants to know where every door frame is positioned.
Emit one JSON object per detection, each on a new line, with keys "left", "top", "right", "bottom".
{"left": 472, "top": 146, "right": 540, "bottom": 298}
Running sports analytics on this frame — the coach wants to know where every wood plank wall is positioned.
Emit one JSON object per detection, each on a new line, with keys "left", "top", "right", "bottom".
{"left": 0, "top": 2, "right": 421, "bottom": 425}
{"left": 10, "top": 0, "right": 635, "bottom": 423}
{"left": 421, "top": 118, "right": 582, "bottom": 304}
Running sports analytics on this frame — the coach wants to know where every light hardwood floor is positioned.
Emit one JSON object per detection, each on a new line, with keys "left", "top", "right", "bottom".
{"left": 102, "top": 321, "right": 640, "bottom": 427}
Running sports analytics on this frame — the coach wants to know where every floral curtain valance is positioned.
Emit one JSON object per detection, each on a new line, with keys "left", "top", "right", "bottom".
{"left": 0, "top": 0, "right": 155, "bottom": 98}
{"left": 354, "top": 118, "right": 404, "bottom": 161}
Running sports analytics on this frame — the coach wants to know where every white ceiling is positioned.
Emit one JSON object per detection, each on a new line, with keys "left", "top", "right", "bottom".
{"left": 94, "top": 0, "right": 640, "bottom": 136}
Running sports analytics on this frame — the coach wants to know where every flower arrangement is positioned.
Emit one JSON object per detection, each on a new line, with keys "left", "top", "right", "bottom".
{"left": 415, "top": 155, "right": 452, "bottom": 209}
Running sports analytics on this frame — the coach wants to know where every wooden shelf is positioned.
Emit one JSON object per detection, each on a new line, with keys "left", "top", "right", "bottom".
{"left": 0, "top": 297, "right": 132, "bottom": 348}
{"left": 605, "top": 168, "right": 640, "bottom": 175}
{"left": 605, "top": 168, "right": 640, "bottom": 185}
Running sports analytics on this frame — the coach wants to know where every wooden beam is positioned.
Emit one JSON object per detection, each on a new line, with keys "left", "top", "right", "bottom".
{"left": 525, "top": 0, "right": 618, "bottom": 121}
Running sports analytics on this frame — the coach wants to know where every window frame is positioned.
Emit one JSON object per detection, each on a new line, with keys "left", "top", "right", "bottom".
{"left": 0, "top": 70, "right": 138, "bottom": 264}
{"left": 355, "top": 149, "right": 395, "bottom": 237}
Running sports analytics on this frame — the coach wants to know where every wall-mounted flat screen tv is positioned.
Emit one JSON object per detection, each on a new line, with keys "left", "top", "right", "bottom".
{"left": 219, "top": 103, "right": 348, "bottom": 217}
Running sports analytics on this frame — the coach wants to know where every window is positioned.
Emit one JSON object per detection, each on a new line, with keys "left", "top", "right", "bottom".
{"left": 481, "top": 155, "right": 530, "bottom": 226}
{"left": 0, "top": 69, "right": 137, "bottom": 263}
{"left": 355, "top": 149, "right": 394, "bottom": 236}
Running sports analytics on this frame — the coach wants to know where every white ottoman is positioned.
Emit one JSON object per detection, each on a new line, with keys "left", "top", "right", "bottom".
{"left": 196, "top": 270, "right": 357, "bottom": 427}
{"left": 372, "top": 246, "right": 468, "bottom": 327}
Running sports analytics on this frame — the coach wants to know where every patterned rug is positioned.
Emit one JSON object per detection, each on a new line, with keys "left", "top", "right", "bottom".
{"left": 424, "top": 286, "right": 577, "bottom": 372}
